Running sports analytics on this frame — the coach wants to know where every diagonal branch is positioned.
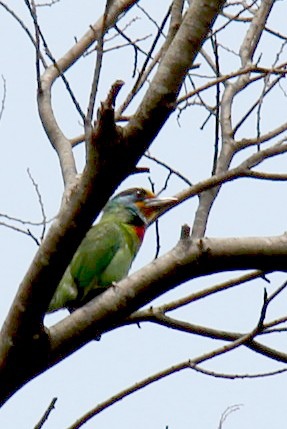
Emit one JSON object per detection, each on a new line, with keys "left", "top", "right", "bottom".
{"left": 47, "top": 233, "right": 287, "bottom": 367}
{"left": 65, "top": 307, "right": 270, "bottom": 429}
{"left": 0, "top": 82, "right": 127, "bottom": 406}
{"left": 0, "top": 0, "right": 226, "bottom": 407}
{"left": 37, "top": 0, "right": 140, "bottom": 186}
{"left": 123, "top": 0, "right": 226, "bottom": 155}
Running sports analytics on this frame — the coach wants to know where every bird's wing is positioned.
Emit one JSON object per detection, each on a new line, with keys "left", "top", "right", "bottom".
{"left": 48, "top": 221, "right": 136, "bottom": 312}
{"left": 70, "top": 221, "right": 130, "bottom": 295}
{"left": 47, "top": 224, "right": 120, "bottom": 313}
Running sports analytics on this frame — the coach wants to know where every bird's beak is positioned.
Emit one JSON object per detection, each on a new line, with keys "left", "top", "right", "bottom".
{"left": 136, "top": 194, "right": 178, "bottom": 224}
{"left": 143, "top": 195, "right": 178, "bottom": 209}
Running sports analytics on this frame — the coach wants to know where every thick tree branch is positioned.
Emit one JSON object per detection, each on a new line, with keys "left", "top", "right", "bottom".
{"left": 37, "top": 0, "right": 139, "bottom": 186}
{"left": 0, "top": 0, "right": 226, "bottom": 407}
{"left": 2, "top": 227, "right": 287, "bottom": 405}
{"left": 191, "top": 0, "right": 276, "bottom": 238}
{"left": 0, "top": 84, "right": 128, "bottom": 406}
{"left": 46, "top": 233, "right": 287, "bottom": 364}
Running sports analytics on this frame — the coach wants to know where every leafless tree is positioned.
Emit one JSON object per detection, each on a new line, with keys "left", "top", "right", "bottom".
{"left": 1, "top": 1, "right": 287, "bottom": 427}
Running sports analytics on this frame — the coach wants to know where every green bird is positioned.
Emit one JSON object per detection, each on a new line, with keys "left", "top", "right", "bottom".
{"left": 47, "top": 187, "right": 176, "bottom": 313}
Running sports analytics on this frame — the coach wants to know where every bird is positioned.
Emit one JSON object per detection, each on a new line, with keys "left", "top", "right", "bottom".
{"left": 47, "top": 187, "right": 177, "bottom": 313}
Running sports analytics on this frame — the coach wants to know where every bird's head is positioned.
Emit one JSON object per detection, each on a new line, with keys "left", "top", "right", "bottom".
{"left": 103, "top": 187, "right": 177, "bottom": 227}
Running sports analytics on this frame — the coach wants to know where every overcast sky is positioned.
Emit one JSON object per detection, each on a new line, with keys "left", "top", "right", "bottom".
{"left": 1, "top": 1, "right": 287, "bottom": 428}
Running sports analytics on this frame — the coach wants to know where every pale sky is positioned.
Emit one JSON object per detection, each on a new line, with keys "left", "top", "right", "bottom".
{"left": 1, "top": 1, "right": 287, "bottom": 428}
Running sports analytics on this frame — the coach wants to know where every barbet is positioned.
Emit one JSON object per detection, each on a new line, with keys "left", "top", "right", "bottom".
{"left": 47, "top": 188, "right": 176, "bottom": 313}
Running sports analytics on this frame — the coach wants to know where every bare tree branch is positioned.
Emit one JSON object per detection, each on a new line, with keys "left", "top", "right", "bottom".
{"left": 33, "top": 397, "right": 57, "bottom": 429}
{"left": 218, "top": 404, "right": 243, "bottom": 429}
{"left": 0, "top": 2, "right": 48, "bottom": 67}
{"left": 65, "top": 305, "right": 271, "bottom": 428}
{"left": 27, "top": 169, "right": 47, "bottom": 241}
{"left": 37, "top": 0, "right": 140, "bottom": 186}
{"left": 0, "top": 74, "right": 6, "bottom": 122}
{"left": 6, "top": 1, "right": 287, "bottom": 421}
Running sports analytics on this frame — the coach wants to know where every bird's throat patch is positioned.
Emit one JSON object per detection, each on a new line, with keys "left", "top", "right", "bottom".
{"left": 134, "top": 224, "right": 146, "bottom": 242}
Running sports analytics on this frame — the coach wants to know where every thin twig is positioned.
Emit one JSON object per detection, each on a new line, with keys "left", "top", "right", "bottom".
{"left": 0, "top": 212, "right": 50, "bottom": 227}
{"left": 211, "top": 34, "right": 220, "bottom": 175}
{"left": 0, "top": 74, "right": 6, "bottom": 122}
{"left": 30, "top": 0, "right": 41, "bottom": 91}
{"left": 0, "top": 221, "right": 40, "bottom": 246}
{"left": 218, "top": 404, "right": 243, "bottom": 429}
{"left": 144, "top": 153, "right": 193, "bottom": 187}
{"left": 24, "top": 0, "right": 85, "bottom": 119}
{"left": 114, "top": 24, "right": 149, "bottom": 77}
{"left": 27, "top": 168, "right": 47, "bottom": 240}
{"left": 104, "top": 35, "right": 151, "bottom": 55}
{"left": 35, "top": 0, "right": 60, "bottom": 6}
{"left": 148, "top": 177, "right": 161, "bottom": 259}
{"left": 116, "top": 5, "right": 171, "bottom": 116}
{"left": 234, "top": 74, "right": 284, "bottom": 137}
{"left": 86, "top": 1, "right": 111, "bottom": 128}
{"left": 177, "top": 66, "right": 287, "bottom": 105}
{"left": 0, "top": 1, "right": 47, "bottom": 67}
{"left": 34, "top": 397, "right": 58, "bottom": 429}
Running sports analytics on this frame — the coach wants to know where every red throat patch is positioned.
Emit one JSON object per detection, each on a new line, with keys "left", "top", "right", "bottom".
{"left": 134, "top": 224, "right": 146, "bottom": 242}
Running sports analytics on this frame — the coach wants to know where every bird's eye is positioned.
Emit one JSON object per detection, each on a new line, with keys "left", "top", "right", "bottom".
{"left": 135, "top": 189, "right": 146, "bottom": 200}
